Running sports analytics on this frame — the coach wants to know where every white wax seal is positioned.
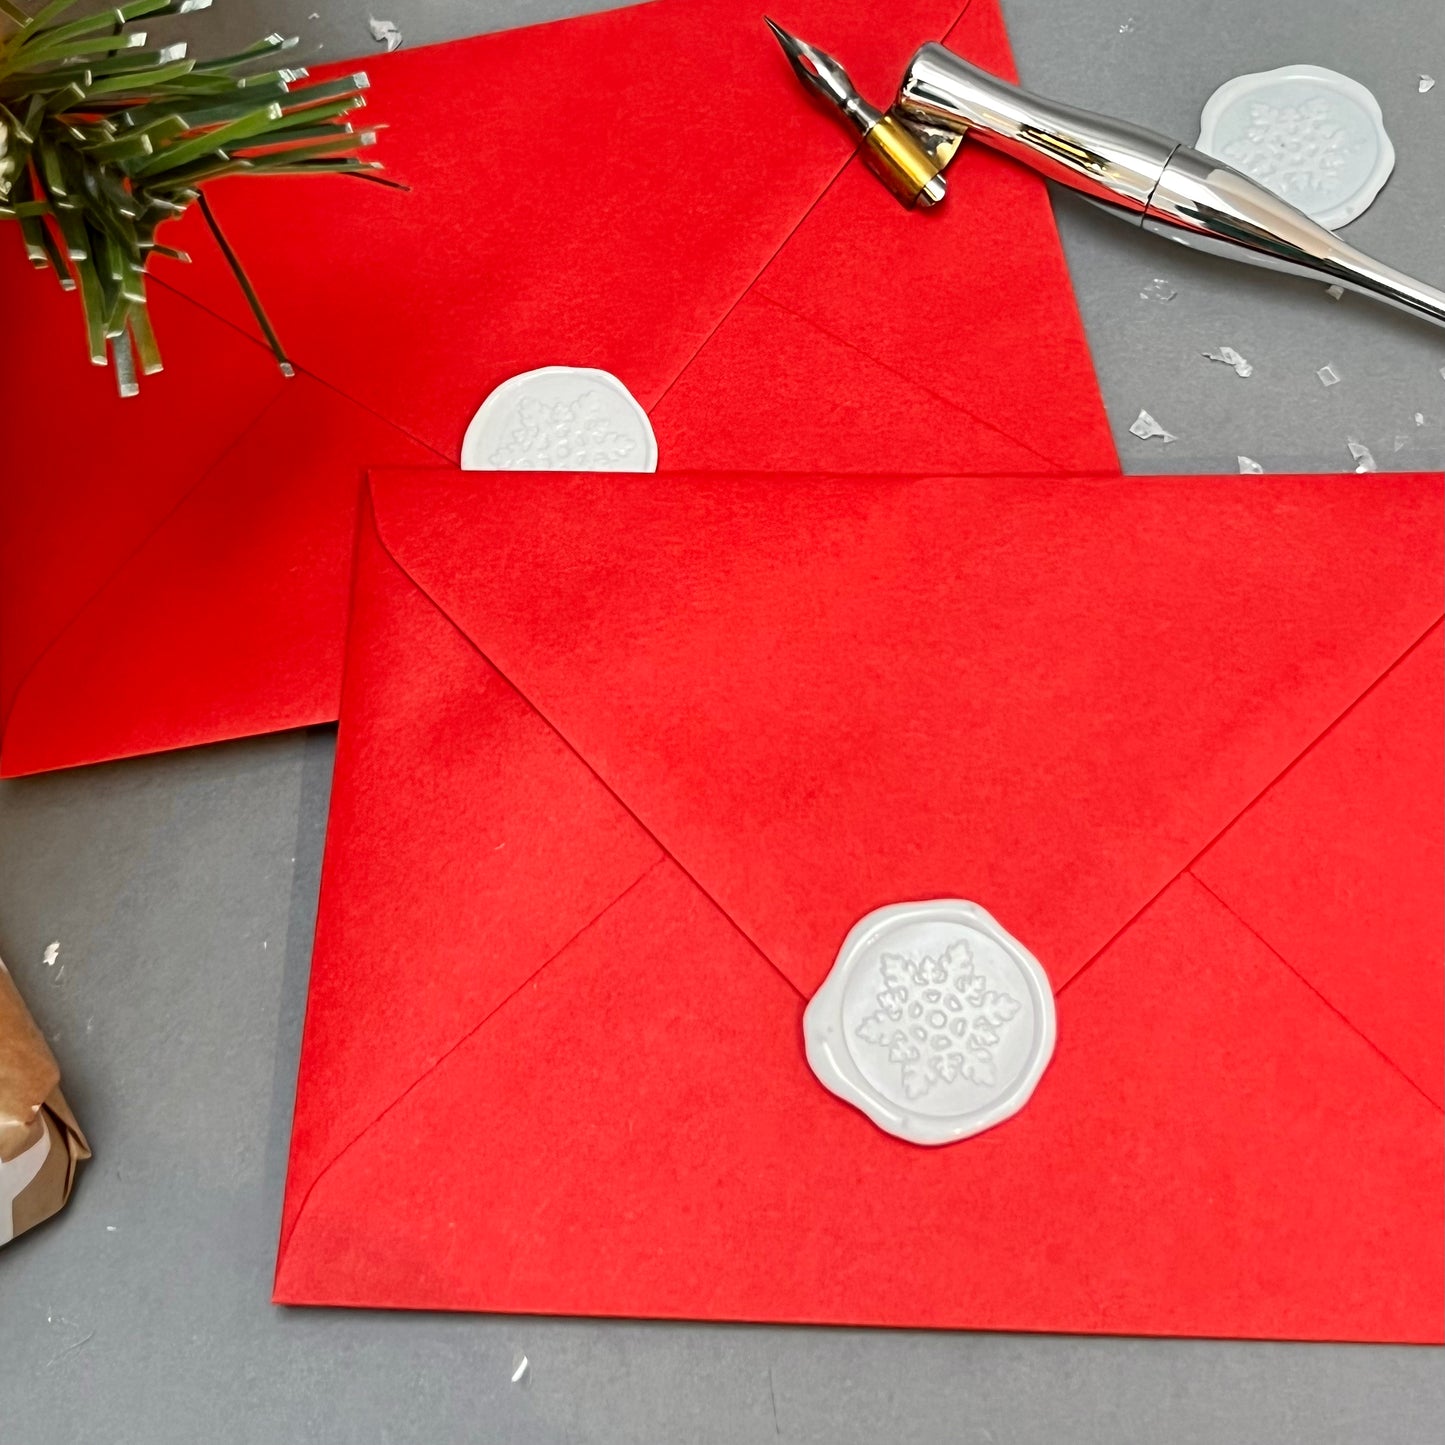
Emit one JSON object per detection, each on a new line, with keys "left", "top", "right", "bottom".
{"left": 461, "top": 366, "right": 657, "bottom": 472}
{"left": 804, "top": 901, "right": 1055, "bottom": 1146}
{"left": 1197, "top": 64, "right": 1395, "bottom": 229}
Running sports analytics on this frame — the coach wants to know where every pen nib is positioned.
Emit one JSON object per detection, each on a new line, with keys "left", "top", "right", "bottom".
{"left": 764, "top": 17, "right": 948, "bottom": 209}
{"left": 764, "top": 17, "right": 868, "bottom": 122}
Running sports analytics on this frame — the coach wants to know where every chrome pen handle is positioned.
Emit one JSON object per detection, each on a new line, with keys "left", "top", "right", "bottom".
{"left": 897, "top": 42, "right": 1174, "bottom": 220}
{"left": 896, "top": 42, "right": 1445, "bottom": 330}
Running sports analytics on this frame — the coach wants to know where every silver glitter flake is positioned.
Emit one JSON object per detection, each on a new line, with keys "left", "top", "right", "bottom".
{"left": 1238, "top": 455, "right": 1265, "bottom": 474}
{"left": 1139, "top": 277, "right": 1176, "bottom": 303}
{"left": 1420, "top": 76, "right": 1436, "bottom": 94}
{"left": 1347, "top": 439, "right": 1377, "bottom": 473}
{"left": 510, "top": 1353, "right": 531, "bottom": 1387}
{"left": 1317, "top": 364, "right": 1341, "bottom": 387}
{"left": 1129, "top": 409, "right": 1177, "bottom": 443}
{"left": 1203, "top": 345, "right": 1254, "bottom": 378}
{"left": 1326, "top": 284, "right": 1345, "bottom": 300}
{"left": 368, "top": 16, "right": 402, "bottom": 51}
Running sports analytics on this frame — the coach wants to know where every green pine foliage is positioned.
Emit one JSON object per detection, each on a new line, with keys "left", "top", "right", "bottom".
{"left": 0, "top": 1, "right": 383, "bottom": 391}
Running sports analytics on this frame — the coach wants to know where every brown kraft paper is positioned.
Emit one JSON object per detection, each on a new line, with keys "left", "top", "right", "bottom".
{"left": 0, "top": 954, "right": 89, "bottom": 1245}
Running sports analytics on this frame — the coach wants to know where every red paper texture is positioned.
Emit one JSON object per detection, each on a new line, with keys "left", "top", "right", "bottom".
{"left": 1, "top": 0, "right": 1116, "bottom": 777}
{"left": 1195, "top": 625, "right": 1444, "bottom": 1108}
{"left": 277, "top": 467, "right": 1443, "bottom": 1340}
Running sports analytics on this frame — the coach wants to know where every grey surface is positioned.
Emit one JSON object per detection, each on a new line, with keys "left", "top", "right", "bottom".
{"left": 1, "top": 1, "right": 1442, "bottom": 1441}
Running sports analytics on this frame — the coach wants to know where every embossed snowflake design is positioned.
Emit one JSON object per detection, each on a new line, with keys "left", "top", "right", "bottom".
{"left": 1219, "top": 97, "right": 1356, "bottom": 197}
{"left": 486, "top": 392, "right": 638, "bottom": 469}
{"left": 855, "top": 939, "right": 1021, "bottom": 1100}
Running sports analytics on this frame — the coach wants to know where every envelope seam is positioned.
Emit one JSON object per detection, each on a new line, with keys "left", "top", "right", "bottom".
{"left": 748, "top": 289, "right": 1069, "bottom": 474}
{"left": 150, "top": 273, "right": 457, "bottom": 467}
{"left": 645, "top": 0, "right": 979, "bottom": 418}
{"left": 1059, "top": 612, "right": 1445, "bottom": 997}
{"left": 1187, "top": 872, "right": 1443, "bottom": 1115}
{"left": 276, "top": 853, "right": 670, "bottom": 1274}
{"left": 946, "top": 0, "right": 979, "bottom": 38}
{"left": 364, "top": 491, "right": 811, "bottom": 1003}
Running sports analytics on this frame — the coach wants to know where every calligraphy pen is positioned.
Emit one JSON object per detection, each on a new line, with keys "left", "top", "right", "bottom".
{"left": 766, "top": 19, "right": 1445, "bottom": 330}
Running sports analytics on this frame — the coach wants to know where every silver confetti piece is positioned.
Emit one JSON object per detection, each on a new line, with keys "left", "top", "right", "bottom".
{"left": 368, "top": 16, "right": 403, "bottom": 52}
{"left": 1347, "top": 439, "right": 1377, "bottom": 473}
{"left": 1129, "top": 409, "right": 1177, "bottom": 443}
{"left": 1203, "top": 346, "right": 1254, "bottom": 378}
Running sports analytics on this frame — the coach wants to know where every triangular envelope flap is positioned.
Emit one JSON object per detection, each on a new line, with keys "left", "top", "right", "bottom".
{"left": 649, "top": 293, "right": 1064, "bottom": 473}
{"left": 152, "top": 0, "right": 974, "bottom": 458}
{"left": 153, "top": 0, "right": 1116, "bottom": 473}
{"left": 369, "top": 468, "right": 1443, "bottom": 998}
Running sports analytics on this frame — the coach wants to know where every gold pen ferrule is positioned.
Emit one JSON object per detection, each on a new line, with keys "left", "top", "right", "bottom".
{"left": 861, "top": 110, "right": 949, "bottom": 208}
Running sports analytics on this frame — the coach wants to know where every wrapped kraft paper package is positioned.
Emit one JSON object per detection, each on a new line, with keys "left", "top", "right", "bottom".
{"left": 0, "top": 957, "right": 88, "bottom": 1246}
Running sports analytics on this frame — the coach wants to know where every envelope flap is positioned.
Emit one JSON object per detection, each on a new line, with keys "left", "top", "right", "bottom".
{"left": 0, "top": 242, "right": 286, "bottom": 727}
{"left": 722, "top": 0, "right": 1118, "bottom": 472}
{"left": 152, "top": 0, "right": 979, "bottom": 460}
{"left": 370, "top": 468, "right": 1443, "bottom": 999}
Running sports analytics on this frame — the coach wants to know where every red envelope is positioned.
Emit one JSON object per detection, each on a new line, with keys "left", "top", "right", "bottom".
{"left": 0, "top": 0, "right": 1115, "bottom": 779}
{"left": 277, "top": 466, "right": 1443, "bottom": 1340}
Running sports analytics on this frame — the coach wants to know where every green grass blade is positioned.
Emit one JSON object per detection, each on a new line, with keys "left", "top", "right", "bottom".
{"left": 196, "top": 189, "right": 292, "bottom": 375}
{"left": 127, "top": 295, "right": 163, "bottom": 373}
{"left": 190, "top": 33, "right": 297, "bottom": 71}
{"left": 80, "top": 58, "right": 198, "bottom": 97}
{"left": 130, "top": 100, "right": 282, "bottom": 177}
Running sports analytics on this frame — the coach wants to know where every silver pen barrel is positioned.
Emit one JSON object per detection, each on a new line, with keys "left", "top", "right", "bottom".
{"left": 897, "top": 42, "right": 1445, "bottom": 330}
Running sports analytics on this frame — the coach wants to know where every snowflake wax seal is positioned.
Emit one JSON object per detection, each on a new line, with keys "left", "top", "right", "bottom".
{"left": 1197, "top": 65, "right": 1395, "bottom": 230}
{"left": 804, "top": 901, "right": 1055, "bottom": 1146}
{"left": 461, "top": 366, "right": 657, "bottom": 472}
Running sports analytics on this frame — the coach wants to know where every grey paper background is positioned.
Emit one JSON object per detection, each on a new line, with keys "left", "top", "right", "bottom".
{"left": 1, "top": 2, "right": 1442, "bottom": 1441}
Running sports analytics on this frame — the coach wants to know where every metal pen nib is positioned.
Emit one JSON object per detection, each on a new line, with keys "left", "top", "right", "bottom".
{"left": 765, "top": 18, "right": 947, "bottom": 208}
{"left": 765, "top": 18, "right": 869, "bottom": 125}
